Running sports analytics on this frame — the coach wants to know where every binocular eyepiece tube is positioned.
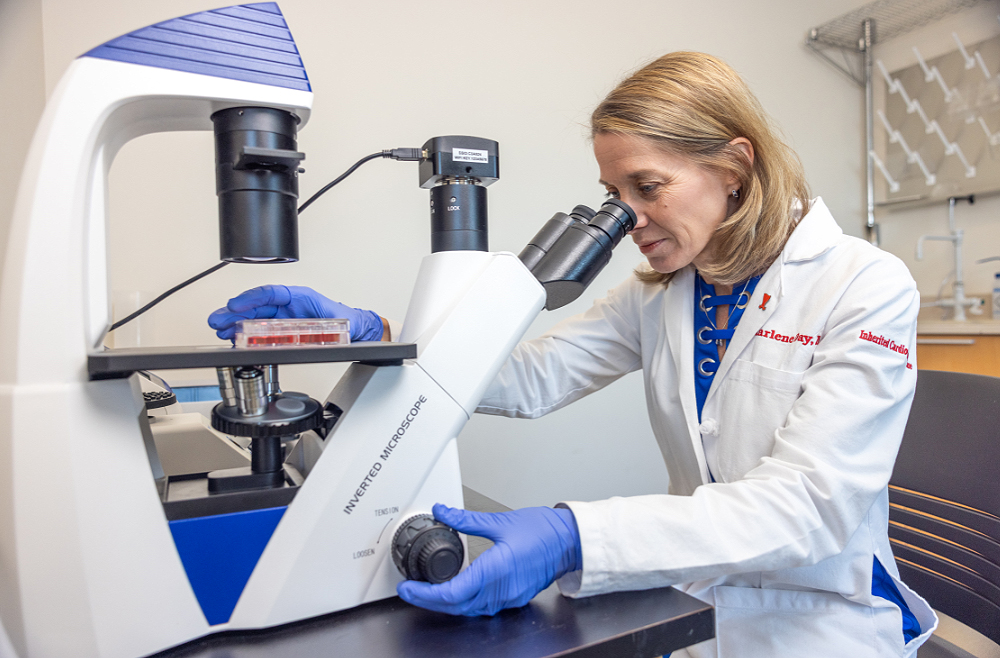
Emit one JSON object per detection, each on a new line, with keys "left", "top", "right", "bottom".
{"left": 518, "top": 205, "right": 596, "bottom": 271}
{"left": 520, "top": 199, "right": 637, "bottom": 311}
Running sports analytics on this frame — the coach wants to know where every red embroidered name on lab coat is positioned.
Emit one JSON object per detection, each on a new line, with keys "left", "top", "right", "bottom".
{"left": 754, "top": 328, "right": 821, "bottom": 346}
{"left": 859, "top": 330, "right": 913, "bottom": 369}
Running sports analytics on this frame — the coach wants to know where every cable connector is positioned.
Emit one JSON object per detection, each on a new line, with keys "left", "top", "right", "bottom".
{"left": 384, "top": 148, "right": 424, "bottom": 161}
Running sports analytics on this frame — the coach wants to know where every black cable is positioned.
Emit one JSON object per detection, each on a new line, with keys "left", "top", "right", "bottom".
{"left": 109, "top": 261, "right": 230, "bottom": 332}
{"left": 107, "top": 148, "right": 423, "bottom": 334}
{"left": 298, "top": 148, "right": 422, "bottom": 213}
{"left": 296, "top": 152, "right": 382, "bottom": 214}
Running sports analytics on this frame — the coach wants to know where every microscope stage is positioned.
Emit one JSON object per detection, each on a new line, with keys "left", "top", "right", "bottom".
{"left": 88, "top": 342, "right": 417, "bottom": 379}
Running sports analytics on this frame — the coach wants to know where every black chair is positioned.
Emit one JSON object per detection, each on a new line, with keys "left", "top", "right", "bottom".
{"left": 889, "top": 369, "right": 1000, "bottom": 649}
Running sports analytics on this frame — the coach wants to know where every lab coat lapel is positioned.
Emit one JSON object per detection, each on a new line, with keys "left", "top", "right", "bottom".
{"left": 704, "top": 198, "right": 840, "bottom": 404}
{"left": 665, "top": 267, "right": 712, "bottom": 484}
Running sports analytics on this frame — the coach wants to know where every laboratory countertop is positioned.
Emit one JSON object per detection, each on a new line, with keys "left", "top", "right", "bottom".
{"left": 917, "top": 306, "right": 1000, "bottom": 335}
{"left": 149, "top": 487, "right": 715, "bottom": 658}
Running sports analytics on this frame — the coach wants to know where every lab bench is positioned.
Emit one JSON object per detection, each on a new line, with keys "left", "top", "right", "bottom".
{"left": 916, "top": 308, "right": 1000, "bottom": 376}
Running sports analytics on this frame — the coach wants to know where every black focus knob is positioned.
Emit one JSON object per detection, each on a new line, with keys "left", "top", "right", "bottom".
{"left": 392, "top": 514, "right": 464, "bottom": 584}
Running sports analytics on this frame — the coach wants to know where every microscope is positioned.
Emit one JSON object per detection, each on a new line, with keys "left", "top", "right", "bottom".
{"left": 0, "top": 4, "right": 635, "bottom": 657}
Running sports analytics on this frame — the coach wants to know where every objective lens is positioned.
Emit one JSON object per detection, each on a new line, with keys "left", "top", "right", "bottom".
{"left": 235, "top": 367, "right": 268, "bottom": 417}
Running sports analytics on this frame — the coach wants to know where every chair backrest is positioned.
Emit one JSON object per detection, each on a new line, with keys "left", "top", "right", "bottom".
{"left": 889, "top": 369, "right": 1000, "bottom": 644}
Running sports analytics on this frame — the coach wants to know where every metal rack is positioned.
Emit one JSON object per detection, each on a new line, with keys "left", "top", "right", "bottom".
{"left": 806, "top": 0, "right": 990, "bottom": 243}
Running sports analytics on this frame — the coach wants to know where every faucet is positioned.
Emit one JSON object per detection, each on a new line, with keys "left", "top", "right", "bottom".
{"left": 916, "top": 195, "right": 980, "bottom": 321}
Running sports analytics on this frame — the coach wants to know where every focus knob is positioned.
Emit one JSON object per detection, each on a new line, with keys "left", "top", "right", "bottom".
{"left": 392, "top": 514, "right": 464, "bottom": 584}
{"left": 417, "top": 537, "right": 463, "bottom": 583}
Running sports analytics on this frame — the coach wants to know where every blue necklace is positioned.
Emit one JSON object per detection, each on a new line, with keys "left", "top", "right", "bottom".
{"left": 693, "top": 273, "right": 761, "bottom": 421}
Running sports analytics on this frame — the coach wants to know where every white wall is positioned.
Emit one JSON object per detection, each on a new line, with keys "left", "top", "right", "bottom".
{"left": 871, "top": 3, "right": 1000, "bottom": 308}
{"left": 0, "top": 0, "right": 46, "bottom": 266}
{"left": 0, "top": 8, "right": 44, "bottom": 651}
{"left": 5, "top": 0, "right": 884, "bottom": 508}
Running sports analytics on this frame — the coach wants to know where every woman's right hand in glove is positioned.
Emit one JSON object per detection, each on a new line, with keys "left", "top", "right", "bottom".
{"left": 207, "top": 284, "right": 386, "bottom": 342}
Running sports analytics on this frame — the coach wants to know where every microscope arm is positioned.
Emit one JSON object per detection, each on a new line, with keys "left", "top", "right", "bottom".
{"left": 228, "top": 250, "right": 547, "bottom": 625}
{"left": 235, "top": 187, "right": 639, "bottom": 622}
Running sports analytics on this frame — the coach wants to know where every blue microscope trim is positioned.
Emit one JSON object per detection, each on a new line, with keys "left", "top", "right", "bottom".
{"left": 82, "top": 3, "right": 310, "bottom": 92}
{"left": 169, "top": 505, "right": 287, "bottom": 625}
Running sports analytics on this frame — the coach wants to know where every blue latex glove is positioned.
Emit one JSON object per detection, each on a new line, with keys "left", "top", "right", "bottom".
{"left": 397, "top": 503, "right": 582, "bottom": 616}
{"left": 207, "top": 284, "right": 384, "bottom": 342}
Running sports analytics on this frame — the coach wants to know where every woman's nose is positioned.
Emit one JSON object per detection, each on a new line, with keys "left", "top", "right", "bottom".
{"left": 614, "top": 194, "right": 645, "bottom": 233}
{"left": 629, "top": 208, "right": 648, "bottom": 233}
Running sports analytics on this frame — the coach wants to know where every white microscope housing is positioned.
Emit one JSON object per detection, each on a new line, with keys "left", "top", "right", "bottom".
{"left": 0, "top": 4, "right": 635, "bottom": 657}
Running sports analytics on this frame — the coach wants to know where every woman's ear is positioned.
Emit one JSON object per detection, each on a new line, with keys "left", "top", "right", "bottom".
{"left": 725, "top": 137, "right": 754, "bottom": 190}
{"left": 729, "top": 137, "right": 754, "bottom": 167}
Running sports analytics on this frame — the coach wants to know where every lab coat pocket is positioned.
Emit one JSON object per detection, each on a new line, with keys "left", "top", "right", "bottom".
{"left": 887, "top": 570, "right": 937, "bottom": 657}
{"left": 710, "top": 585, "right": 886, "bottom": 658}
{"left": 712, "top": 361, "right": 804, "bottom": 480}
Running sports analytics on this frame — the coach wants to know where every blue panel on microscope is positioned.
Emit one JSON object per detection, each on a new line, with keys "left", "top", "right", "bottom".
{"left": 169, "top": 505, "right": 287, "bottom": 625}
{"left": 81, "top": 3, "right": 310, "bottom": 91}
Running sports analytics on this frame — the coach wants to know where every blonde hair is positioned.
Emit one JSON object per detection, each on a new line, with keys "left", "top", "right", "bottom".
{"left": 591, "top": 52, "right": 810, "bottom": 286}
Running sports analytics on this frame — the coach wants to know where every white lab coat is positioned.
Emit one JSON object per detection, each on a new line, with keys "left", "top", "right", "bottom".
{"left": 477, "top": 198, "right": 938, "bottom": 657}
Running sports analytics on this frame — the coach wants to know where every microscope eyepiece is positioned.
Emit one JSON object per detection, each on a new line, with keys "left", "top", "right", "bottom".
{"left": 521, "top": 199, "right": 637, "bottom": 310}
{"left": 592, "top": 198, "right": 637, "bottom": 241}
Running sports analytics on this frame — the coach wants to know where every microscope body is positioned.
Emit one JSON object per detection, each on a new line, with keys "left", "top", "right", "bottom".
{"left": 247, "top": 251, "right": 544, "bottom": 621}
{"left": 0, "top": 5, "right": 547, "bottom": 657}
{"left": 0, "top": 5, "right": 634, "bottom": 656}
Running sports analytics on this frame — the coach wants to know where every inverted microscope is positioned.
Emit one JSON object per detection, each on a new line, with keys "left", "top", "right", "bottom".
{"left": 0, "top": 4, "right": 636, "bottom": 657}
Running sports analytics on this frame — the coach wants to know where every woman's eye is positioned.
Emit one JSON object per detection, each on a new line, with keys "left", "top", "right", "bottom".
{"left": 604, "top": 189, "right": 620, "bottom": 199}
{"left": 638, "top": 184, "right": 658, "bottom": 195}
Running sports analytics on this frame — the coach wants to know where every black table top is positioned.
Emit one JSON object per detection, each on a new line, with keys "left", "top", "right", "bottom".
{"left": 150, "top": 488, "right": 714, "bottom": 658}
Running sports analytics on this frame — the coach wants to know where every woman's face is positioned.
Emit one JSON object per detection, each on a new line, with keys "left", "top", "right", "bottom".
{"left": 594, "top": 132, "right": 741, "bottom": 276}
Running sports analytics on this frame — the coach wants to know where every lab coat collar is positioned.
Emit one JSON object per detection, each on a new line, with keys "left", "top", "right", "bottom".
{"left": 665, "top": 267, "right": 713, "bottom": 484}
{"left": 780, "top": 197, "right": 842, "bottom": 264}
{"left": 703, "top": 198, "right": 839, "bottom": 413}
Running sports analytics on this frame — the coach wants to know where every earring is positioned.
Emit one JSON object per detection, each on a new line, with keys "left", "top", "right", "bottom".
{"left": 731, "top": 189, "right": 740, "bottom": 200}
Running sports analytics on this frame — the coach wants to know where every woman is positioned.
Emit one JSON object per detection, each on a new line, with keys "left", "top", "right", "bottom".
{"left": 209, "top": 52, "right": 935, "bottom": 657}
